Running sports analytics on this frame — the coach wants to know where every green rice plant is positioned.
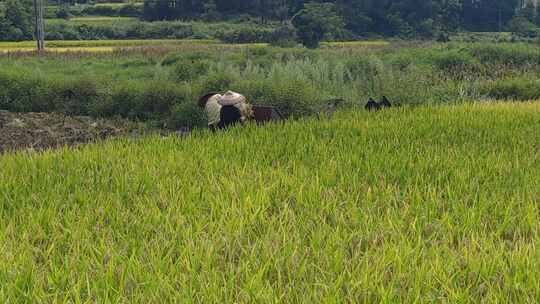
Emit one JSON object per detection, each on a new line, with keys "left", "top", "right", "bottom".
{"left": 1, "top": 103, "right": 540, "bottom": 302}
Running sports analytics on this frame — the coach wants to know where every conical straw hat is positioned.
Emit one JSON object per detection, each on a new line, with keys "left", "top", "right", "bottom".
{"left": 218, "top": 91, "right": 246, "bottom": 106}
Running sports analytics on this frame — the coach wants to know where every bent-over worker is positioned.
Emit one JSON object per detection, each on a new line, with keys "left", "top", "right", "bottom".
{"left": 198, "top": 91, "right": 254, "bottom": 131}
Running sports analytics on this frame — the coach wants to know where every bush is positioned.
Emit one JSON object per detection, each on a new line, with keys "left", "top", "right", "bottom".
{"left": 480, "top": 78, "right": 540, "bottom": 100}
{"left": 469, "top": 44, "right": 540, "bottom": 66}
{"left": 234, "top": 77, "right": 320, "bottom": 116}
{"left": 507, "top": 16, "right": 538, "bottom": 38}
{"left": 56, "top": 7, "right": 71, "bottom": 20}
{"left": 0, "top": 72, "right": 50, "bottom": 112}
{"left": 172, "top": 60, "right": 210, "bottom": 81}
{"left": 0, "top": 71, "right": 201, "bottom": 128}
{"left": 215, "top": 26, "right": 274, "bottom": 43}
{"left": 269, "top": 25, "right": 298, "bottom": 48}
{"left": 292, "top": 3, "right": 345, "bottom": 48}
{"left": 161, "top": 52, "right": 213, "bottom": 66}
{"left": 168, "top": 102, "right": 206, "bottom": 129}
{"left": 430, "top": 50, "right": 481, "bottom": 73}
{"left": 80, "top": 4, "right": 143, "bottom": 17}
{"left": 45, "top": 21, "right": 195, "bottom": 41}
{"left": 201, "top": 71, "right": 238, "bottom": 93}
{"left": 345, "top": 55, "right": 385, "bottom": 81}
{"left": 436, "top": 31, "right": 450, "bottom": 43}
{"left": 49, "top": 78, "right": 100, "bottom": 116}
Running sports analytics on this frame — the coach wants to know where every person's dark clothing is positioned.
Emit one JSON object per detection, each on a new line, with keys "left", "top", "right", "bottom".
{"left": 217, "top": 105, "right": 242, "bottom": 129}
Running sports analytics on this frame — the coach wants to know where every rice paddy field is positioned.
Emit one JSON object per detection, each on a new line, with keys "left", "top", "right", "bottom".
{"left": 1, "top": 39, "right": 540, "bottom": 301}
{"left": 0, "top": 39, "right": 386, "bottom": 53}
{"left": 46, "top": 16, "right": 139, "bottom": 26}
{"left": 0, "top": 39, "right": 219, "bottom": 52}
{"left": 1, "top": 103, "right": 540, "bottom": 302}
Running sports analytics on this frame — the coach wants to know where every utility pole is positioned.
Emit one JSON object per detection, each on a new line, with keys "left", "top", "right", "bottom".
{"left": 33, "top": 0, "right": 45, "bottom": 52}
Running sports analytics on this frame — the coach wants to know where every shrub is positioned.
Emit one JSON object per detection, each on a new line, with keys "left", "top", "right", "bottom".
{"left": 430, "top": 50, "right": 481, "bottom": 73}
{"left": 436, "top": 31, "right": 450, "bottom": 43}
{"left": 168, "top": 102, "right": 206, "bottom": 129}
{"left": 479, "top": 78, "right": 540, "bottom": 100}
{"left": 387, "top": 53, "right": 415, "bottom": 71}
{"left": 0, "top": 72, "right": 50, "bottom": 112}
{"left": 507, "top": 16, "right": 538, "bottom": 38}
{"left": 200, "top": 70, "right": 238, "bottom": 93}
{"left": 215, "top": 26, "right": 274, "bottom": 43}
{"left": 80, "top": 5, "right": 143, "bottom": 17}
{"left": 56, "top": 7, "right": 71, "bottom": 20}
{"left": 345, "top": 55, "right": 385, "bottom": 81}
{"left": 234, "top": 77, "right": 320, "bottom": 116}
{"left": 292, "top": 3, "right": 345, "bottom": 48}
{"left": 172, "top": 60, "right": 210, "bottom": 81}
{"left": 45, "top": 21, "right": 196, "bottom": 41}
{"left": 469, "top": 44, "right": 540, "bottom": 66}
{"left": 162, "top": 52, "right": 213, "bottom": 66}
{"left": 49, "top": 78, "right": 100, "bottom": 116}
{"left": 269, "top": 25, "right": 298, "bottom": 48}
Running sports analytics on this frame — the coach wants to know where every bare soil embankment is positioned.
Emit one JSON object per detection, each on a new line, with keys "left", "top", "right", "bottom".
{"left": 0, "top": 111, "right": 145, "bottom": 153}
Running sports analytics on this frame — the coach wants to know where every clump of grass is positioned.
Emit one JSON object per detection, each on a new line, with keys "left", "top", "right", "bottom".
{"left": 430, "top": 49, "right": 481, "bottom": 73}
{"left": 479, "top": 77, "right": 540, "bottom": 100}
{"left": 171, "top": 60, "right": 210, "bottom": 81}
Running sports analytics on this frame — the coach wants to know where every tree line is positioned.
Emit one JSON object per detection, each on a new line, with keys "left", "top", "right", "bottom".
{"left": 1, "top": 0, "right": 539, "bottom": 43}
{"left": 141, "top": 0, "right": 540, "bottom": 33}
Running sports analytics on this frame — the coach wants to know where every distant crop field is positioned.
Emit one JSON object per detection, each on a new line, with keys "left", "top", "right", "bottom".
{"left": 0, "top": 39, "right": 389, "bottom": 51}
{"left": 0, "top": 39, "right": 218, "bottom": 52}
{"left": 0, "top": 39, "right": 390, "bottom": 53}
{"left": 46, "top": 16, "right": 139, "bottom": 26}
{"left": 93, "top": 2, "right": 143, "bottom": 7}
{"left": 1, "top": 103, "right": 540, "bottom": 301}
{"left": 323, "top": 40, "right": 390, "bottom": 47}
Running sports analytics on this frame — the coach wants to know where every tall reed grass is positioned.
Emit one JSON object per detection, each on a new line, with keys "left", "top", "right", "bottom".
{"left": 0, "top": 42, "right": 539, "bottom": 127}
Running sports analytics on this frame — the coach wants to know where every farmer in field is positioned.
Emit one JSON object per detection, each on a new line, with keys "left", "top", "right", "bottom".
{"left": 198, "top": 91, "right": 254, "bottom": 131}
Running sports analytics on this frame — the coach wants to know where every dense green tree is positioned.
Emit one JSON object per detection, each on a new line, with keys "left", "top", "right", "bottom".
{"left": 0, "top": 0, "right": 535, "bottom": 42}
{"left": 292, "top": 2, "right": 345, "bottom": 48}
{"left": 0, "top": 0, "right": 33, "bottom": 40}
{"left": 537, "top": 6, "right": 540, "bottom": 26}
{"left": 507, "top": 15, "right": 538, "bottom": 37}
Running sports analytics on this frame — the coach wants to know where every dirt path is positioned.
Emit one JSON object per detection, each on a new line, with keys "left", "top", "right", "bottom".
{"left": 0, "top": 111, "right": 146, "bottom": 153}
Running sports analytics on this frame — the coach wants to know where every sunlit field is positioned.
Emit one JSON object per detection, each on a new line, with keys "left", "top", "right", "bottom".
{"left": 0, "top": 39, "right": 219, "bottom": 52}
{"left": 0, "top": 39, "right": 389, "bottom": 52}
{"left": 46, "top": 16, "right": 139, "bottom": 26}
{"left": 2, "top": 0, "right": 540, "bottom": 301}
{"left": 1, "top": 103, "right": 540, "bottom": 301}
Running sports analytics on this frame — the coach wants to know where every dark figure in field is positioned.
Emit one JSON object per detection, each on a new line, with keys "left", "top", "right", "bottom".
{"left": 218, "top": 105, "right": 242, "bottom": 129}
{"left": 379, "top": 96, "right": 393, "bottom": 108}
{"left": 365, "top": 97, "right": 381, "bottom": 111}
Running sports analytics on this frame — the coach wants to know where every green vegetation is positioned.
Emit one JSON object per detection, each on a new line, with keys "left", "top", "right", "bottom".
{"left": 41, "top": 17, "right": 279, "bottom": 41}
{"left": 2, "top": 0, "right": 540, "bottom": 43}
{"left": 0, "top": 39, "right": 217, "bottom": 49}
{"left": 1, "top": 103, "right": 540, "bottom": 301}
{"left": 46, "top": 16, "right": 139, "bottom": 25}
{"left": 1, "top": 41, "right": 539, "bottom": 129}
